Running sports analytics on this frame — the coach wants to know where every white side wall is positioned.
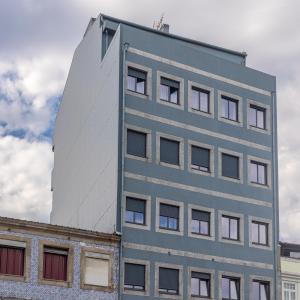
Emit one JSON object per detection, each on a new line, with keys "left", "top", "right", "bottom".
{"left": 51, "top": 18, "right": 120, "bottom": 233}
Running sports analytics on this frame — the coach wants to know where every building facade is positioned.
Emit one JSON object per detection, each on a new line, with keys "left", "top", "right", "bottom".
{"left": 51, "top": 14, "right": 279, "bottom": 299}
{"left": 0, "top": 217, "right": 119, "bottom": 300}
{"left": 281, "top": 243, "right": 300, "bottom": 300}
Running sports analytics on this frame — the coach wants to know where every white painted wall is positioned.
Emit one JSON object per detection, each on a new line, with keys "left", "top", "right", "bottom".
{"left": 51, "top": 17, "right": 120, "bottom": 233}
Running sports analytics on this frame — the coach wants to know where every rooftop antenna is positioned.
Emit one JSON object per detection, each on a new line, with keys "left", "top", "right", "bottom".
{"left": 153, "top": 13, "right": 165, "bottom": 30}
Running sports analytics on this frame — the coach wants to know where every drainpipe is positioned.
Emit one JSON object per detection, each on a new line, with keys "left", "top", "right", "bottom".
{"left": 271, "top": 90, "right": 280, "bottom": 299}
{"left": 118, "top": 41, "right": 129, "bottom": 300}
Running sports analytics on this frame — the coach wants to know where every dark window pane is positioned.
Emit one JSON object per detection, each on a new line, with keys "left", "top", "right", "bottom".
{"left": 159, "top": 267, "right": 179, "bottom": 293}
{"left": 191, "top": 146, "right": 210, "bottom": 172}
{"left": 160, "top": 138, "right": 179, "bottom": 165}
{"left": 160, "top": 204, "right": 179, "bottom": 218}
{"left": 124, "top": 263, "right": 145, "bottom": 289}
{"left": 127, "top": 129, "right": 147, "bottom": 158}
{"left": 43, "top": 248, "right": 68, "bottom": 281}
{"left": 192, "top": 210, "right": 210, "bottom": 222}
{"left": 126, "top": 197, "right": 145, "bottom": 214}
{"left": 222, "top": 153, "right": 239, "bottom": 179}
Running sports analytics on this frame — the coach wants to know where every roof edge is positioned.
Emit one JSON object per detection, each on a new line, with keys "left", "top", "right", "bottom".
{"left": 0, "top": 216, "right": 120, "bottom": 244}
{"left": 100, "top": 14, "right": 247, "bottom": 58}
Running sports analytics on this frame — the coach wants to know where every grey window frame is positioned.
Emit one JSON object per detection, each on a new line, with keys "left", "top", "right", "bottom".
{"left": 251, "top": 221, "right": 268, "bottom": 246}
{"left": 252, "top": 280, "right": 270, "bottom": 300}
{"left": 221, "top": 96, "right": 239, "bottom": 122}
{"left": 159, "top": 203, "right": 179, "bottom": 231}
{"left": 159, "top": 267, "right": 179, "bottom": 295}
{"left": 191, "top": 145, "right": 210, "bottom": 173}
{"left": 191, "top": 209, "right": 210, "bottom": 237}
{"left": 222, "top": 215, "right": 240, "bottom": 241}
{"left": 191, "top": 271, "right": 211, "bottom": 298}
{"left": 250, "top": 161, "right": 267, "bottom": 185}
{"left": 222, "top": 153, "right": 240, "bottom": 180}
{"left": 126, "top": 129, "right": 147, "bottom": 158}
{"left": 191, "top": 86, "right": 210, "bottom": 113}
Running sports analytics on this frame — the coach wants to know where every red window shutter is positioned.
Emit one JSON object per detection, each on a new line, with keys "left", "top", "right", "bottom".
{"left": 43, "top": 252, "right": 67, "bottom": 281}
{"left": 0, "top": 246, "right": 24, "bottom": 276}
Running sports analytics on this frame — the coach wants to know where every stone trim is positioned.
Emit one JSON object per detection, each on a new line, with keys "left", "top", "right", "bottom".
{"left": 125, "top": 61, "right": 152, "bottom": 100}
{"left": 249, "top": 275, "right": 273, "bottom": 300}
{"left": 125, "top": 124, "right": 152, "bottom": 162}
{"left": 0, "top": 234, "right": 31, "bottom": 283}
{"left": 247, "top": 99, "right": 271, "bottom": 134}
{"left": 218, "top": 147, "right": 244, "bottom": 184}
{"left": 188, "top": 266, "right": 215, "bottom": 300}
{"left": 156, "top": 197, "right": 184, "bottom": 236}
{"left": 123, "top": 191, "right": 151, "bottom": 231}
{"left": 155, "top": 262, "right": 183, "bottom": 299}
{"left": 80, "top": 247, "right": 114, "bottom": 292}
{"left": 38, "top": 240, "right": 74, "bottom": 288}
{"left": 218, "top": 271, "right": 244, "bottom": 300}
{"left": 188, "top": 140, "right": 215, "bottom": 177}
{"left": 124, "top": 172, "right": 272, "bottom": 208}
{"left": 125, "top": 107, "right": 271, "bottom": 152}
{"left": 188, "top": 80, "right": 214, "bottom": 118}
{"left": 128, "top": 47, "right": 272, "bottom": 96}
{"left": 248, "top": 216, "right": 273, "bottom": 251}
{"left": 247, "top": 155, "right": 272, "bottom": 189}
{"left": 0, "top": 217, "right": 120, "bottom": 245}
{"left": 123, "top": 257, "right": 150, "bottom": 296}
{"left": 188, "top": 204, "right": 215, "bottom": 241}
{"left": 156, "top": 70, "right": 185, "bottom": 110}
{"left": 123, "top": 242, "right": 273, "bottom": 270}
{"left": 156, "top": 132, "right": 184, "bottom": 170}
{"left": 218, "top": 90, "right": 243, "bottom": 127}
{"left": 218, "top": 210, "right": 244, "bottom": 246}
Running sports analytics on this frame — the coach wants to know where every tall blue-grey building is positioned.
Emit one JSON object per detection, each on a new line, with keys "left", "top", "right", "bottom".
{"left": 51, "top": 14, "right": 279, "bottom": 299}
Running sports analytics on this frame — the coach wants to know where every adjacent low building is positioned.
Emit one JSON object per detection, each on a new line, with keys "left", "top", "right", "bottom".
{"left": 0, "top": 217, "right": 120, "bottom": 300}
{"left": 281, "top": 242, "right": 300, "bottom": 300}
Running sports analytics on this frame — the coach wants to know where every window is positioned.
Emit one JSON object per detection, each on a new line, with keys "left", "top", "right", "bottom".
{"left": 43, "top": 247, "right": 68, "bottom": 281}
{"left": 82, "top": 251, "right": 111, "bottom": 288}
{"left": 160, "top": 77, "right": 179, "bottom": 104}
{"left": 160, "top": 137, "right": 180, "bottom": 166}
{"left": 283, "top": 282, "right": 296, "bottom": 300}
{"left": 222, "top": 216, "right": 239, "bottom": 241}
{"left": 127, "top": 67, "right": 146, "bottom": 94}
{"left": 127, "top": 129, "right": 147, "bottom": 158}
{"left": 250, "top": 161, "right": 267, "bottom": 185}
{"left": 159, "top": 267, "right": 179, "bottom": 295}
{"left": 249, "top": 105, "right": 266, "bottom": 129}
{"left": 222, "top": 276, "right": 240, "bottom": 300}
{"left": 191, "top": 87, "right": 209, "bottom": 113}
{"left": 160, "top": 204, "right": 179, "bottom": 231}
{"left": 191, "top": 146, "right": 210, "bottom": 172}
{"left": 191, "top": 210, "right": 210, "bottom": 236}
{"left": 191, "top": 272, "right": 210, "bottom": 298}
{"left": 0, "top": 245, "right": 25, "bottom": 277}
{"left": 253, "top": 280, "right": 269, "bottom": 300}
{"left": 221, "top": 96, "right": 238, "bottom": 122}
{"left": 222, "top": 153, "right": 240, "bottom": 179}
{"left": 124, "top": 263, "right": 145, "bottom": 291}
{"left": 252, "top": 222, "right": 268, "bottom": 246}
{"left": 125, "top": 197, "right": 146, "bottom": 225}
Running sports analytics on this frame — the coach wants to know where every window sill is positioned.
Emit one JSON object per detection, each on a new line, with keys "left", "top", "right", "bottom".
{"left": 219, "top": 174, "right": 243, "bottom": 184}
{"left": 189, "top": 107, "right": 214, "bottom": 119}
{"left": 189, "top": 166, "right": 214, "bottom": 177}
{"left": 38, "top": 278, "right": 72, "bottom": 288}
{"left": 219, "top": 116, "right": 243, "bottom": 127}
{"left": 249, "top": 181, "right": 271, "bottom": 190}
{"left": 125, "top": 153, "right": 151, "bottom": 163}
{"left": 81, "top": 283, "right": 114, "bottom": 292}
{"left": 156, "top": 226, "right": 183, "bottom": 236}
{"left": 126, "top": 89, "right": 150, "bottom": 100}
{"left": 157, "top": 98, "right": 184, "bottom": 110}
{"left": 0, "top": 273, "right": 27, "bottom": 283}
{"left": 124, "top": 221, "right": 150, "bottom": 231}
{"left": 250, "top": 242, "right": 272, "bottom": 251}
{"left": 220, "top": 237, "right": 244, "bottom": 246}
{"left": 159, "top": 161, "right": 183, "bottom": 170}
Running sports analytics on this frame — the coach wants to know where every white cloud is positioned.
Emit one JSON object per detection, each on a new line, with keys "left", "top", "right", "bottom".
{"left": 0, "top": 136, "right": 53, "bottom": 221}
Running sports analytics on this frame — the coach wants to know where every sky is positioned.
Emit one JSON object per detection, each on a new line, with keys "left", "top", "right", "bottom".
{"left": 0, "top": 0, "right": 299, "bottom": 242}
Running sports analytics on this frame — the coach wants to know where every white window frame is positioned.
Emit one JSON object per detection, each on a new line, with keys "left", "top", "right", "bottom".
{"left": 218, "top": 210, "right": 244, "bottom": 246}
{"left": 247, "top": 155, "right": 271, "bottom": 189}
{"left": 156, "top": 132, "right": 184, "bottom": 170}
{"left": 218, "top": 90, "right": 243, "bottom": 127}
{"left": 123, "top": 258, "right": 150, "bottom": 297}
{"left": 123, "top": 191, "right": 151, "bottom": 231}
{"left": 188, "top": 204, "right": 215, "bottom": 241}
{"left": 249, "top": 216, "right": 272, "bottom": 250}
{"left": 125, "top": 124, "right": 152, "bottom": 162}
{"left": 157, "top": 71, "right": 184, "bottom": 110}
{"left": 188, "top": 80, "right": 214, "bottom": 118}
{"left": 155, "top": 262, "right": 183, "bottom": 299}
{"left": 156, "top": 197, "right": 184, "bottom": 236}
{"left": 218, "top": 148, "right": 244, "bottom": 184}
{"left": 283, "top": 281, "right": 297, "bottom": 300}
{"left": 247, "top": 99, "right": 271, "bottom": 134}
{"left": 188, "top": 140, "right": 215, "bottom": 177}
{"left": 126, "top": 61, "right": 152, "bottom": 100}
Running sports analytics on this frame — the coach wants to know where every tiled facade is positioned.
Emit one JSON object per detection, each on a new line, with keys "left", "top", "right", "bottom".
{"left": 0, "top": 217, "right": 119, "bottom": 300}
